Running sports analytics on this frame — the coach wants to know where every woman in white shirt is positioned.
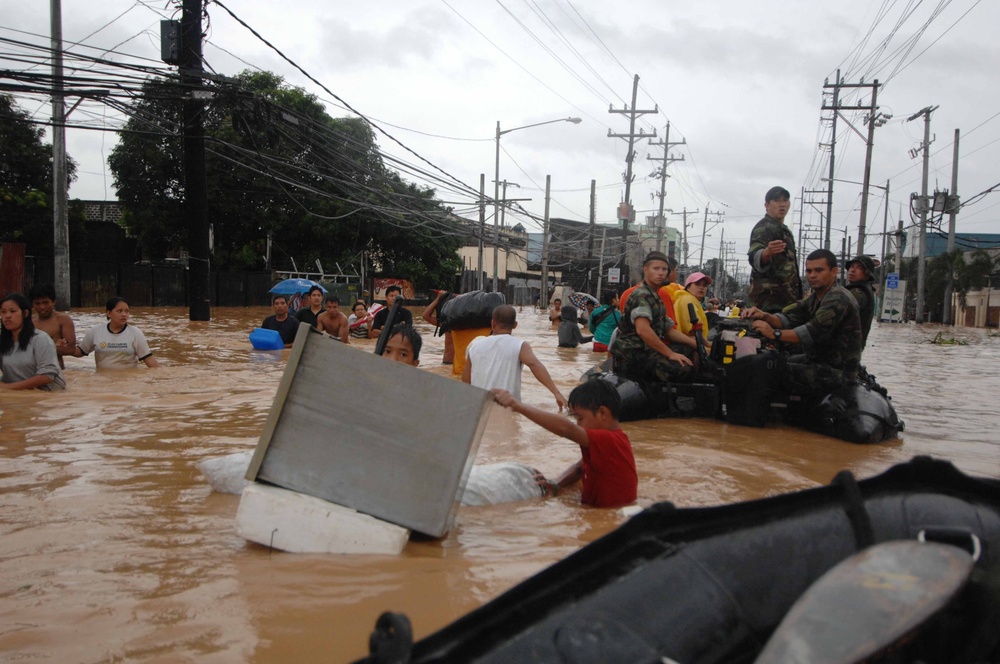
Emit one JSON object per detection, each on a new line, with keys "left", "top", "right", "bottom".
{"left": 75, "top": 297, "right": 160, "bottom": 369}
{"left": 0, "top": 293, "right": 66, "bottom": 390}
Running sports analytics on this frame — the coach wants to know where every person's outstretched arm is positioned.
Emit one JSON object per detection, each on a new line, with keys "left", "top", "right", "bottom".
{"left": 422, "top": 290, "right": 446, "bottom": 325}
{"left": 518, "top": 343, "right": 568, "bottom": 410}
{"left": 493, "top": 388, "right": 584, "bottom": 445}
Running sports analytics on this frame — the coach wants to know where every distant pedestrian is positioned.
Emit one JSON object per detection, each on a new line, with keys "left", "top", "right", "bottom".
{"left": 557, "top": 305, "right": 593, "bottom": 348}
{"left": 75, "top": 297, "right": 160, "bottom": 369}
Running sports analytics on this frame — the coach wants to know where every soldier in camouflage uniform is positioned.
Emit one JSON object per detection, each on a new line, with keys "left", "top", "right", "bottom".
{"left": 845, "top": 255, "right": 877, "bottom": 348}
{"left": 747, "top": 186, "right": 803, "bottom": 313}
{"left": 611, "top": 251, "right": 695, "bottom": 383}
{"left": 744, "top": 249, "right": 862, "bottom": 396}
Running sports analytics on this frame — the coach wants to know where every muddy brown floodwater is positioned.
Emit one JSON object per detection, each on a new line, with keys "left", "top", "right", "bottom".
{"left": 1, "top": 307, "right": 997, "bottom": 662}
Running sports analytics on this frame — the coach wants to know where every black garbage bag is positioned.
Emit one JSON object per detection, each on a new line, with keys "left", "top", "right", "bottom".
{"left": 438, "top": 291, "right": 505, "bottom": 332}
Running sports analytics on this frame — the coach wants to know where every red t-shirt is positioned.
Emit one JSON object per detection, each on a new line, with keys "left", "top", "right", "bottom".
{"left": 580, "top": 428, "right": 638, "bottom": 507}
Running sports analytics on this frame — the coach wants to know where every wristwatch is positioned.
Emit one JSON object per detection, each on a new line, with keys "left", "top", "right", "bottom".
{"left": 773, "top": 329, "right": 783, "bottom": 341}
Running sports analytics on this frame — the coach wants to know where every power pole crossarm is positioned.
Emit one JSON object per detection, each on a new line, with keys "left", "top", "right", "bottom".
{"left": 647, "top": 122, "right": 685, "bottom": 253}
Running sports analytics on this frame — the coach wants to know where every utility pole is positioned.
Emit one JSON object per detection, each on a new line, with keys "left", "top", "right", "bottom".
{"left": 943, "top": 129, "right": 960, "bottom": 325}
{"left": 609, "top": 74, "right": 657, "bottom": 286}
{"left": 908, "top": 105, "right": 938, "bottom": 324}
{"left": 181, "top": 0, "right": 211, "bottom": 320}
{"left": 50, "top": 0, "right": 70, "bottom": 309}
{"left": 797, "top": 188, "right": 805, "bottom": 272}
{"left": 698, "top": 207, "right": 724, "bottom": 268}
{"left": 647, "top": 122, "right": 684, "bottom": 253}
{"left": 714, "top": 226, "right": 725, "bottom": 296}
{"left": 477, "top": 174, "right": 485, "bottom": 290}
{"left": 540, "top": 175, "right": 552, "bottom": 307}
{"left": 878, "top": 180, "right": 890, "bottom": 286}
{"left": 586, "top": 179, "right": 596, "bottom": 292}
{"left": 823, "top": 78, "right": 887, "bottom": 254}
{"left": 497, "top": 179, "right": 529, "bottom": 296}
{"left": 596, "top": 228, "right": 607, "bottom": 297}
{"left": 822, "top": 69, "right": 841, "bottom": 250}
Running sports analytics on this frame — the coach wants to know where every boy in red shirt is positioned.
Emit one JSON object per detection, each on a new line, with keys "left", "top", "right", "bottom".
{"left": 492, "top": 379, "right": 637, "bottom": 508}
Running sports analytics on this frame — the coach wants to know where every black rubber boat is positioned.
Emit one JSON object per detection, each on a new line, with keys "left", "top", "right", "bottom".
{"left": 586, "top": 317, "right": 903, "bottom": 444}
{"left": 357, "top": 457, "right": 1000, "bottom": 664}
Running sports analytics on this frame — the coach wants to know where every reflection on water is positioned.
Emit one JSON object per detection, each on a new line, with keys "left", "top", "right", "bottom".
{"left": 1, "top": 308, "right": 997, "bottom": 661}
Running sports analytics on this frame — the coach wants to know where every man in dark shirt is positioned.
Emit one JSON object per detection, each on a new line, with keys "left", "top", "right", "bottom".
{"left": 369, "top": 285, "right": 414, "bottom": 338}
{"left": 295, "top": 285, "right": 325, "bottom": 328}
{"left": 845, "top": 255, "right": 878, "bottom": 348}
{"left": 262, "top": 295, "right": 301, "bottom": 347}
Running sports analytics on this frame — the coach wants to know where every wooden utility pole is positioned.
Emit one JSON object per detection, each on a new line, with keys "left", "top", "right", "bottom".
{"left": 50, "top": 0, "right": 70, "bottom": 308}
{"left": 181, "top": 0, "right": 211, "bottom": 320}
{"left": 609, "top": 74, "right": 657, "bottom": 286}
{"left": 647, "top": 122, "right": 684, "bottom": 253}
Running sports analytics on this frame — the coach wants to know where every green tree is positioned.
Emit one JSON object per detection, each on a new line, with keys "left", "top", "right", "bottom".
{"left": 0, "top": 93, "right": 78, "bottom": 255}
{"left": 109, "top": 71, "right": 462, "bottom": 285}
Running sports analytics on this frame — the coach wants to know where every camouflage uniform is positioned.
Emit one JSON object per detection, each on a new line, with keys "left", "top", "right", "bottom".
{"left": 776, "top": 284, "right": 863, "bottom": 395}
{"left": 747, "top": 215, "right": 803, "bottom": 313}
{"left": 611, "top": 282, "right": 693, "bottom": 383}
{"left": 846, "top": 280, "right": 875, "bottom": 347}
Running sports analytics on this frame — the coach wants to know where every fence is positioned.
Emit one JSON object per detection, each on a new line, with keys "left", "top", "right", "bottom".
{"left": 22, "top": 257, "right": 274, "bottom": 308}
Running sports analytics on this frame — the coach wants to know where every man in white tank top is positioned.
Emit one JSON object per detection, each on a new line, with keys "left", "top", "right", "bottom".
{"left": 463, "top": 305, "right": 568, "bottom": 411}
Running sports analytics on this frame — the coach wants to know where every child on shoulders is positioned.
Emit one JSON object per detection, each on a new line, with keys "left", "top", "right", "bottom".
{"left": 492, "top": 378, "right": 637, "bottom": 508}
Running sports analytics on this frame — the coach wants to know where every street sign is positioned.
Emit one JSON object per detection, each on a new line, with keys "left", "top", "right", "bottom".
{"left": 886, "top": 272, "right": 899, "bottom": 289}
{"left": 881, "top": 280, "right": 906, "bottom": 322}
{"left": 608, "top": 267, "right": 621, "bottom": 284}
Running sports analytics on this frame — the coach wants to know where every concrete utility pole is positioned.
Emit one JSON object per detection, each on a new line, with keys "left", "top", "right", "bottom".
{"left": 609, "top": 74, "right": 657, "bottom": 286}
{"left": 824, "top": 78, "right": 886, "bottom": 255}
{"left": 50, "top": 0, "right": 70, "bottom": 309}
{"left": 477, "top": 173, "right": 485, "bottom": 290}
{"left": 878, "top": 180, "right": 890, "bottom": 286}
{"left": 699, "top": 207, "right": 724, "bottom": 269}
{"left": 714, "top": 226, "right": 725, "bottom": 296}
{"left": 596, "top": 228, "right": 607, "bottom": 298}
{"left": 908, "top": 105, "right": 938, "bottom": 324}
{"left": 540, "top": 175, "right": 552, "bottom": 307}
{"left": 647, "top": 122, "right": 685, "bottom": 253}
{"left": 822, "top": 69, "right": 841, "bottom": 250}
{"left": 586, "top": 179, "right": 596, "bottom": 293}
{"left": 181, "top": 0, "right": 211, "bottom": 320}
{"left": 943, "top": 128, "right": 960, "bottom": 325}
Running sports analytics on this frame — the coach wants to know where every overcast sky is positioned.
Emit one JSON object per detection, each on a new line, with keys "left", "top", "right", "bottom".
{"left": 3, "top": 0, "right": 998, "bottom": 265}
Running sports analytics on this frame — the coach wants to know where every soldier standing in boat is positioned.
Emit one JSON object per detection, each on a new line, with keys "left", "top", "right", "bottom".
{"left": 747, "top": 186, "right": 803, "bottom": 313}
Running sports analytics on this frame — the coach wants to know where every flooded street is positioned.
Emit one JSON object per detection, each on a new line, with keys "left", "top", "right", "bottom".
{"left": 1, "top": 307, "right": 997, "bottom": 662}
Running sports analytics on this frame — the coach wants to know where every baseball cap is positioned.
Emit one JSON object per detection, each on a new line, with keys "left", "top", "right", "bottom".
{"left": 684, "top": 271, "right": 713, "bottom": 287}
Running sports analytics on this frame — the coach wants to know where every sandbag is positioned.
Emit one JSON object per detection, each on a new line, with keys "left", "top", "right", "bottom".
{"left": 438, "top": 291, "right": 504, "bottom": 332}
{"left": 197, "top": 450, "right": 252, "bottom": 494}
{"left": 460, "top": 463, "right": 543, "bottom": 506}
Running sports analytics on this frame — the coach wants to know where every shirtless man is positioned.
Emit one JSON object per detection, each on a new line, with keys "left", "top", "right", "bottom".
{"left": 316, "top": 295, "right": 349, "bottom": 343}
{"left": 30, "top": 284, "right": 76, "bottom": 368}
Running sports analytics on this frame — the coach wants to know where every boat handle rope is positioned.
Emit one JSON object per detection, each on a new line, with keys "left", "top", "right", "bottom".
{"left": 917, "top": 528, "right": 982, "bottom": 562}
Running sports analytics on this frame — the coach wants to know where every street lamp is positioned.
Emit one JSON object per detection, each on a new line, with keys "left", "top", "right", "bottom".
{"left": 492, "top": 116, "right": 582, "bottom": 293}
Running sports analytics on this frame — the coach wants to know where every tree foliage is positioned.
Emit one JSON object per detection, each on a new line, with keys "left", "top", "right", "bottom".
{"left": 108, "top": 71, "right": 462, "bottom": 285}
{"left": 0, "top": 93, "right": 80, "bottom": 255}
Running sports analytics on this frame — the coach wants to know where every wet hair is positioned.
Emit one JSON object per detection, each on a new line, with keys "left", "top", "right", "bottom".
{"left": 765, "top": 186, "right": 791, "bottom": 203}
{"left": 271, "top": 294, "right": 287, "bottom": 305}
{"left": 325, "top": 294, "right": 340, "bottom": 304}
{"left": 388, "top": 322, "right": 421, "bottom": 361}
{"left": 385, "top": 285, "right": 402, "bottom": 296}
{"left": 308, "top": 285, "right": 323, "bottom": 296}
{"left": 492, "top": 304, "right": 517, "bottom": 328}
{"left": 29, "top": 283, "right": 56, "bottom": 301}
{"left": 807, "top": 248, "right": 838, "bottom": 269}
{"left": 602, "top": 290, "right": 618, "bottom": 306}
{"left": 569, "top": 378, "right": 622, "bottom": 419}
{"left": 105, "top": 296, "right": 128, "bottom": 312}
{"left": 1, "top": 293, "right": 35, "bottom": 354}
